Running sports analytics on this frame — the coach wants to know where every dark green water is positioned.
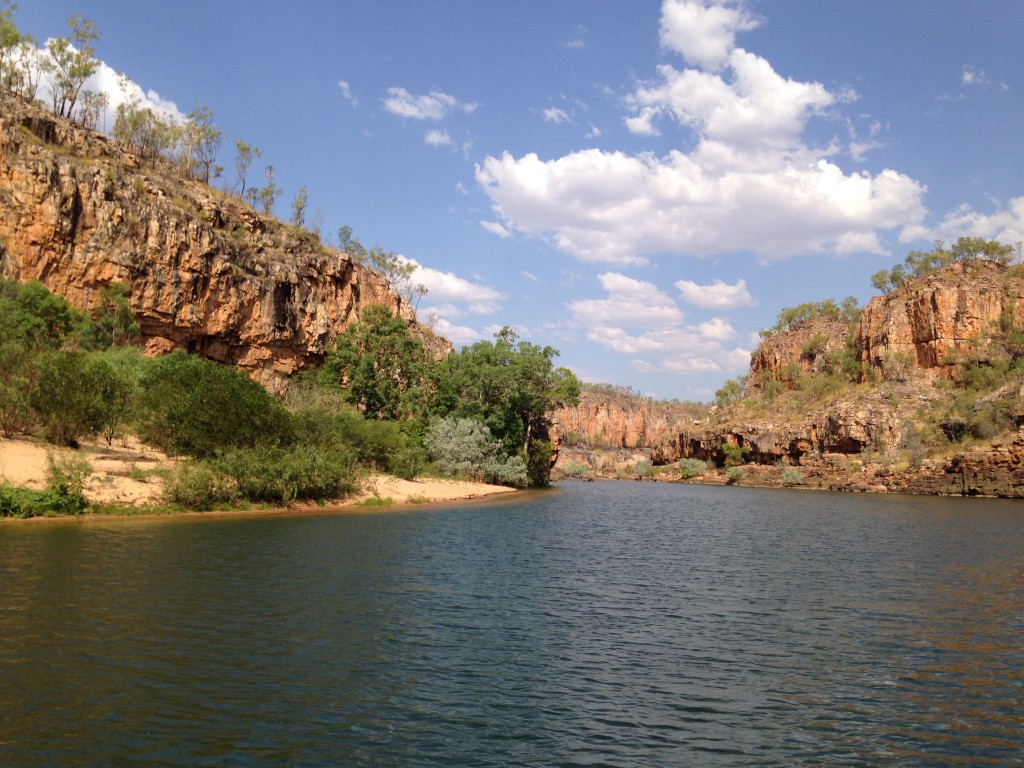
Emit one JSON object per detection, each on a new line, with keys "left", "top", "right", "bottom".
{"left": 1, "top": 481, "right": 1022, "bottom": 766}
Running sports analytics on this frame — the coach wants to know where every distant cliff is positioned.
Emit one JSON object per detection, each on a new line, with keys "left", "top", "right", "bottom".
{"left": 651, "top": 258, "right": 1024, "bottom": 497}
{"left": 0, "top": 90, "right": 446, "bottom": 389}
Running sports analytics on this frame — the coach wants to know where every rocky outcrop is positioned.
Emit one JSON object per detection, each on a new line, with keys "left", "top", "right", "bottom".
{"left": 749, "top": 314, "right": 849, "bottom": 386}
{"left": 553, "top": 386, "right": 705, "bottom": 450}
{"left": 858, "top": 261, "right": 1024, "bottom": 376}
{"left": 0, "top": 90, "right": 445, "bottom": 389}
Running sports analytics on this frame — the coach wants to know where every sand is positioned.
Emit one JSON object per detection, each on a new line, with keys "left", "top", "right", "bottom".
{"left": 0, "top": 435, "right": 517, "bottom": 515}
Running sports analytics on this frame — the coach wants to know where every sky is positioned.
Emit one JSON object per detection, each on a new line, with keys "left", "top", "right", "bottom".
{"left": 13, "top": 0, "right": 1024, "bottom": 402}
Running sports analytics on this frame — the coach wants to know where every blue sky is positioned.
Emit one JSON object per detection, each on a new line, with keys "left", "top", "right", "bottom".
{"left": 14, "top": 1, "right": 1024, "bottom": 401}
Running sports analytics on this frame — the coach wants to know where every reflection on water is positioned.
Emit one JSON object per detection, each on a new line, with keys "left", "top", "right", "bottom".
{"left": 1, "top": 483, "right": 1022, "bottom": 766}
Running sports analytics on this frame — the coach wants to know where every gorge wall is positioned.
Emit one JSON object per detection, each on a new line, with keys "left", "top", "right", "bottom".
{"left": 0, "top": 91, "right": 441, "bottom": 389}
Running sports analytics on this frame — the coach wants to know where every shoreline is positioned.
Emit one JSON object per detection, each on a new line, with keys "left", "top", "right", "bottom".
{"left": 0, "top": 435, "right": 519, "bottom": 523}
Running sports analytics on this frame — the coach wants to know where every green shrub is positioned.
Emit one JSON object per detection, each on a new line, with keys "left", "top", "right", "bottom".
{"left": 30, "top": 351, "right": 116, "bottom": 445}
{"left": 559, "top": 461, "right": 590, "bottom": 479}
{"left": 161, "top": 461, "right": 235, "bottom": 510}
{"left": 209, "top": 444, "right": 360, "bottom": 504}
{"left": 781, "top": 468, "right": 805, "bottom": 487}
{"left": 136, "top": 351, "right": 290, "bottom": 458}
{"left": 634, "top": 459, "right": 654, "bottom": 477}
{"left": 722, "top": 442, "right": 750, "bottom": 468}
{"left": 725, "top": 466, "right": 745, "bottom": 485}
{"left": 678, "top": 458, "right": 709, "bottom": 479}
{"left": 425, "top": 417, "right": 528, "bottom": 487}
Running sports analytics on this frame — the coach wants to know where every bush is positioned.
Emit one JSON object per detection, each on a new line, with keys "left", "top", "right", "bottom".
{"left": 781, "top": 468, "right": 806, "bottom": 487}
{"left": 31, "top": 351, "right": 121, "bottom": 446}
{"left": 678, "top": 458, "right": 709, "bottom": 479}
{"left": 725, "top": 466, "right": 745, "bottom": 485}
{"left": 559, "top": 461, "right": 590, "bottom": 479}
{"left": 210, "top": 445, "right": 360, "bottom": 504}
{"left": 722, "top": 442, "right": 750, "bottom": 468}
{"left": 136, "top": 351, "right": 290, "bottom": 458}
{"left": 425, "top": 417, "right": 528, "bottom": 487}
{"left": 634, "top": 459, "right": 654, "bottom": 477}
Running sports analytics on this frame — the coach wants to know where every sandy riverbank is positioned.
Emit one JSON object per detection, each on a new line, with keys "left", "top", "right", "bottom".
{"left": 0, "top": 436, "right": 517, "bottom": 516}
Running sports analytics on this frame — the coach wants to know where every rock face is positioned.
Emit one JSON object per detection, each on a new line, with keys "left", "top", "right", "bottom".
{"left": 749, "top": 315, "right": 849, "bottom": 387}
{"left": 0, "top": 91, "right": 443, "bottom": 389}
{"left": 652, "top": 260, "right": 1024, "bottom": 497}
{"left": 858, "top": 261, "right": 1024, "bottom": 376}
{"left": 553, "top": 387, "right": 704, "bottom": 450}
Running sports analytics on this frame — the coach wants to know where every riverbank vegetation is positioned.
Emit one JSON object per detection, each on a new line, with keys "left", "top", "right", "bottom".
{"left": 0, "top": 278, "right": 578, "bottom": 517}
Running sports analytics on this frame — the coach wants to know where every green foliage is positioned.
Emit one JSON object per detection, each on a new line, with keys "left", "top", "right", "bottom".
{"left": 763, "top": 296, "right": 860, "bottom": 337}
{"left": 781, "top": 468, "right": 805, "bottom": 487}
{"left": 871, "top": 238, "right": 1015, "bottom": 295}
{"left": 78, "top": 282, "right": 140, "bottom": 350}
{"left": 30, "top": 351, "right": 118, "bottom": 445}
{"left": 559, "top": 461, "right": 590, "bottom": 479}
{"left": 633, "top": 459, "right": 654, "bottom": 478}
{"left": 44, "top": 14, "right": 99, "bottom": 118}
{"left": 135, "top": 351, "right": 290, "bottom": 458}
{"left": 678, "top": 458, "right": 710, "bottom": 479}
{"left": 431, "top": 327, "right": 580, "bottom": 486}
{"left": 290, "top": 184, "right": 308, "bottom": 228}
{"left": 0, "top": 278, "right": 80, "bottom": 350}
{"left": 721, "top": 441, "right": 750, "bottom": 468}
{"left": 324, "top": 304, "right": 430, "bottom": 420}
{"left": 425, "top": 417, "right": 529, "bottom": 487}
{"left": 724, "top": 466, "right": 745, "bottom": 485}
{"left": 1, "top": 451, "right": 94, "bottom": 517}
{"left": 233, "top": 139, "right": 261, "bottom": 198}
{"left": 45, "top": 450, "right": 91, "bottom": 513}
{"left": 715, "top": 375, "right": 747, "bottom": 409}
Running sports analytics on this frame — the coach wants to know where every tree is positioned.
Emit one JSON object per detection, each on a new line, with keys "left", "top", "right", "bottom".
{"left": 30, "top": 351, "right": 113, "bottom": 446}
{"left": 76, "top": 88, "right": 107, "bottom": 131}
{"left": 366, "top": 246, "right": 427, "bottom": 307}
{"left": 431, "top": 327, "right": 580, "bottom": 486}
{"left": 0, "top": 0, "right": 22, "bottom": 92}
{"left": 179, "top": 102, "right": 222, "bottom": 182}
{"left": 323, "top": 304, "right": 430, "bottom": 420}
{"left": 715, "top": 375, "right": 747, "bottom": 409}
{"left": 290, "top": 185, "right": 308, "bottom": 229}
{"left": 233, "top": 140, "right": 261, "bottom": 198}
{"left": 257, "top": 165, "right": 280, "bottom": 215}
{"left": 79, "top": 282, "right": 140, "bottom": 350}
{"left": 44, "top": 15, "right": 99, "bottom": 119}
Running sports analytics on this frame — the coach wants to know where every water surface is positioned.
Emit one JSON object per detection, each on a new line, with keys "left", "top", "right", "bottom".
{"left": 1, "top": 482, "right": 1022, "bottom": 766}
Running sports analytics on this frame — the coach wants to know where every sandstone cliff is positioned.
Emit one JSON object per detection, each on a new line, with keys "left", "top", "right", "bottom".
{"left": 553, "top": 385, "right": 706, "bottom": 450}
{"left": 651, "top": 259, "right": 1024, "bottom": 497}
{"left": 0, "top": 90, "right": 444, "bottom": 389}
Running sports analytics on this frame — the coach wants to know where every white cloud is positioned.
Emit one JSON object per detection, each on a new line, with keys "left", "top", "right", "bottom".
{"left": 401, "top": 258, "right": 505, "bottom": 315}
{"left": 543, "top": 107, "right": 571, "bottom": 124}
{"left": 338, "top": 80, "right": 358, "bottom": 107}
{"left": 567, "top": 270, "right": 752, "bottom": 378}
{"left": 480, "top": 220, "right": 511, "bottom": 238}
{"left": 382, "top": 87, "right": 475, "bottom": 120}
{"left": 659, "top": 0, "right": 761, "bottom": 71}
{"left": 568, "top": 272, "right": 685, "bottom": 329}
{"left": 29, "top": 43, "right": 184, "bottom": 133}
{"left": 961, "top": 65, "right": 989, "bottom": 87}
{"left": 424, "top": 129, "right": 452, "bottom": 146}
{"left": 476, "top": 1, "right": 928, "bottom": 265}
{"left": 429, "top": 315, "right": 483, "bottom": 345}
{"left": 675, "top": 278, "right": 753, "bottom": 308}
{"left": 903, "top": 196, "right": 1024, "bottom": 246}
{"left": 522, "top": 271, "right": 539, "bottom": 282}
{"left": 562, "top": 38, "right": 585, "bottom": 50}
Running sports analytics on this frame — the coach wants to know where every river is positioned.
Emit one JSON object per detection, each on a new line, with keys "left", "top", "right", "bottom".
{"left": 1, "top": 481, "right": 1022, "bottom": 766}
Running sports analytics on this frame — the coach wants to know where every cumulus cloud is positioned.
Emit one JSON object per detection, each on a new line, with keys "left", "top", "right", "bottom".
{"left": 675, "top": 278, "right": 753, "bottom": 308}
{"left": 428, "top": 315, "right": 483, "bottom": 345}
{"left": 382, "top": 87, "right": 476, "bottom": 120}
{"left": 424, "top": 129, "right": 452, "bottom": 146}
{"left": 567, "top": 272, "right": 749, "bottom": 377}
{"left": 402, "top": 258, "right": 505, "bottom": 315}
{"left": 659, "top": 0, "right": 761, "bottom": 71}
{"left": 476, "top": 0, "right": 929, "bottom": 265}
{"left": 961, "top": 65, "right": 989, "bottom": 87}
{"left": 903, "top": 196, "right": 1024, "bottom": 246}
{"left": 568, "top": 273, "right": 685, "bottom": 329}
